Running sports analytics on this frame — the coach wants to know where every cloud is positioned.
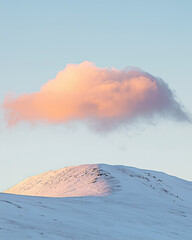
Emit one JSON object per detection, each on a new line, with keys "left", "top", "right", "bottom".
{"left": 2, "top": 61, "right": 190, "bottom": 130}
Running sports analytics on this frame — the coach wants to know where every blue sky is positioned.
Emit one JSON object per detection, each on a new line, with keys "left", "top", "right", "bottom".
{"left": 0, "top": 0, "right": 192, "bottom": 191}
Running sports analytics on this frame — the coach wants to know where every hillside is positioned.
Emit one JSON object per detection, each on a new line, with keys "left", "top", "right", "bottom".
{"left": 1, "top": 164, "right": 192, "bottom": 239}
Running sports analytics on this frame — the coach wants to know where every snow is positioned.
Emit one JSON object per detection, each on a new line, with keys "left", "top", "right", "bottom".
{"left": 1, "top": 164, "right": 192, "bottom": 239}
{"left": 4, "top": 164, "right": 112, "bottom": 197}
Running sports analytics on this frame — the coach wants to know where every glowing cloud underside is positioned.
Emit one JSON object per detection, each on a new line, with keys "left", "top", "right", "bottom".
{"left": 3, "top": 61, "right": 189, "bottom": 130}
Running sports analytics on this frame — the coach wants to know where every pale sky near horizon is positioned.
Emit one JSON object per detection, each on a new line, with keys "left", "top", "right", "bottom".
{"left": 0, "top": 0, "right": 192, "bottom": 191}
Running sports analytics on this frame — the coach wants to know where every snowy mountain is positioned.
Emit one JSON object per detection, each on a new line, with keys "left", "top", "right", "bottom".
{"left": 1, "top": 164, "right": 192, "bottom": 239}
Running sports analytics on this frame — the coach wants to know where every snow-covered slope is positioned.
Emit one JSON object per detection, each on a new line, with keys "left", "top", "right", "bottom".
{"left": 4, "top": 164, "right": 114, "bottom": 197}
{"left": 1, "top": 164, "right": 192, "bottom": 240}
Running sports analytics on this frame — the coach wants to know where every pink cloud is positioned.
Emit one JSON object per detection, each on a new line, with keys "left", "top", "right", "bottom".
{"left": 2, "top": 61, "right": 190, "bottom": 130}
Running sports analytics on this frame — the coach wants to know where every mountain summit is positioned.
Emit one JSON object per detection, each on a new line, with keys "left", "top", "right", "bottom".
{"left": 4, "top": 164, "right": 192, "bottom": 202}
{"left": 5, "top": 164, "right": 114, "bottom": 197}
